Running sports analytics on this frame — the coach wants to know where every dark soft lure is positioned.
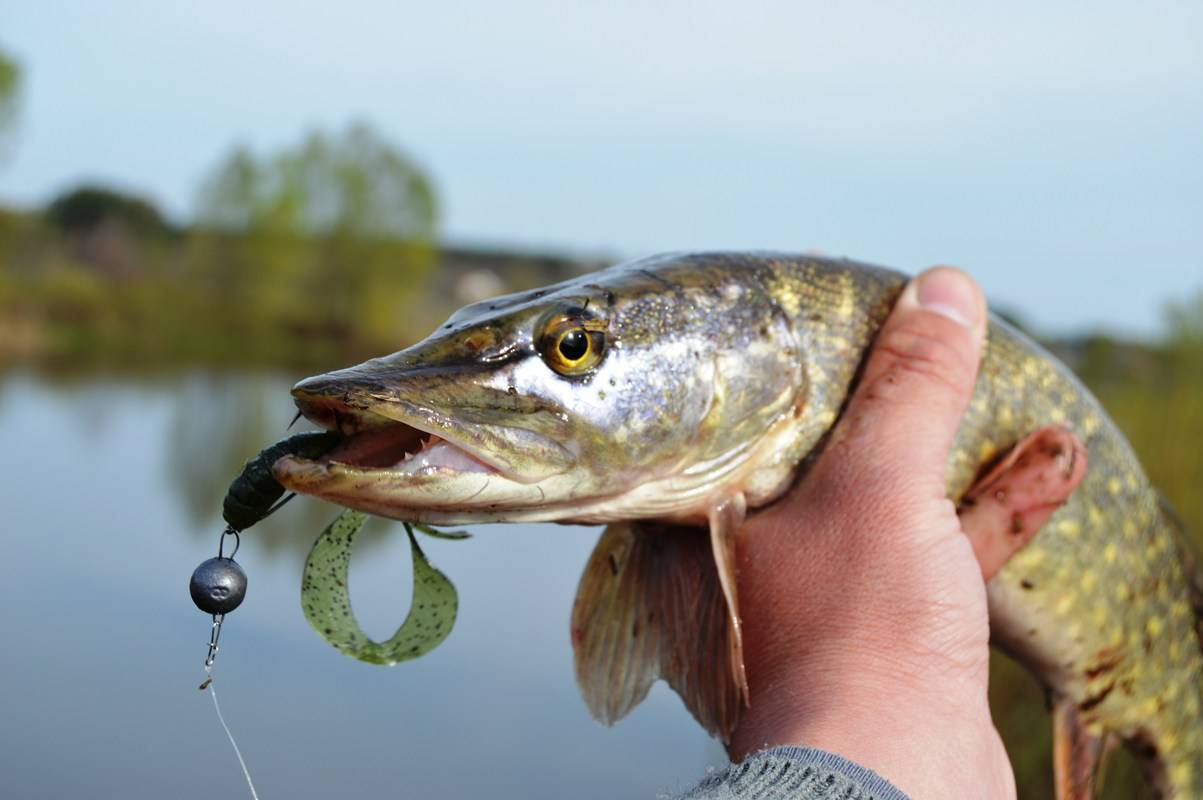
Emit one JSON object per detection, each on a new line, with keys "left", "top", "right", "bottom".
{"left": 222, "top": 431, "right": 341, "bottom": 531}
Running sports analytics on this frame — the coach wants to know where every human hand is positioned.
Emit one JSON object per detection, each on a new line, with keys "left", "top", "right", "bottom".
{"left": 729, "top": 268, "right": 1015, "bottom": 799}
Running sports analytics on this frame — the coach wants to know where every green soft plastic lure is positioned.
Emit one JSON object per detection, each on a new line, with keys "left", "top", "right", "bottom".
{"left": 300, "top": 509, "right": 461, "bottom": 665}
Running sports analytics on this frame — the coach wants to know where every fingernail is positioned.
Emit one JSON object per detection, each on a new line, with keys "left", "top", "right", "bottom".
{"left": 913, "top": 267, "right": 981, "bottom": 329}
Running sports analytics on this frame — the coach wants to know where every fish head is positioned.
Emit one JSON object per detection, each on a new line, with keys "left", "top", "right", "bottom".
{"left": 274, "top": 256, "right": 805, "bottom": 524}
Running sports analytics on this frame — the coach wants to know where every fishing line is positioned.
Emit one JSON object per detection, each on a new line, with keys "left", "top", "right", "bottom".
{"left": 205, "top": 668, "right": 261, "bottom": 800}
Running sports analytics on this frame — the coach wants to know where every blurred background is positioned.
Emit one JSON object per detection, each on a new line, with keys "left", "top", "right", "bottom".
{"left": 0, "top": 2, "right": 1200, "bottom": 798}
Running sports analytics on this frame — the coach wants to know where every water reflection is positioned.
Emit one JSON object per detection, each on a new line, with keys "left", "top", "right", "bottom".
{"left": 0, "top": 371, "right": 714, "bottom": 800}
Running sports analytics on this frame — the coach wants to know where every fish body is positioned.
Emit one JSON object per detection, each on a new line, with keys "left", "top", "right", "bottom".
{"left": 275, "top": 253, "right": 1203, "bottom": 797}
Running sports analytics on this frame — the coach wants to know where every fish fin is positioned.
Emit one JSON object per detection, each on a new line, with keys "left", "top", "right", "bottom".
{"left": 571, "top": 521, "right": 744, "bottom": 741}
{"left": 708, "top": 494, "right": 749, "bottom": 703}
{"left": 958, "top": 425, "right": 1087, "bottom": 581}
{"left": 1052, "top": 698, "right": 1112, "bottom": 800}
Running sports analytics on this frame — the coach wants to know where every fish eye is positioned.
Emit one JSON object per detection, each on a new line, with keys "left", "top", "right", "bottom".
{"left": 539, "top": 317, "right": 605, "bottom": 376}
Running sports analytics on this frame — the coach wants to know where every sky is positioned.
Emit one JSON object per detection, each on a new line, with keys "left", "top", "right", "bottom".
{"left": 2, "top": 1, "right": 1201, "bottom": 337}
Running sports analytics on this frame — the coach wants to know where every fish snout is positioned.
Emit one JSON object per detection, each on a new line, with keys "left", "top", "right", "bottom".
{"left": 291, "top": 370, "right": 395, "bottom": 433}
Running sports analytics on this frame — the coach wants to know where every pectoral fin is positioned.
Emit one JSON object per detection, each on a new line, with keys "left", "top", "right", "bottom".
{"left": 958, "top": 425, "right": 1087, "bottom": 581}
{"left": 571, "top": 521, "right": 745, "bottom": 741}
{"left": 708, "top": 495, "right": 749, "bottom": 702}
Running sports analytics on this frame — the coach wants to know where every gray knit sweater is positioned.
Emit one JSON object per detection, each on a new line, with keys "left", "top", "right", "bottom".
{"left": 670, "top": 746, "right": 910, "bottom": 800}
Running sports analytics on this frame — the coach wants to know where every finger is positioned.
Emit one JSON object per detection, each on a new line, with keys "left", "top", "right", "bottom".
{"left": 959, "top": 426, "right": 1088, "bottom": 580}
{"left": 830, "top": 266, "right": 988, "bottom": 497}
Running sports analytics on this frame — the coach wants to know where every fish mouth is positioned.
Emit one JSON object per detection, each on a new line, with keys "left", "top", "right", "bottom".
{"left": 272, "top": 379, "right": 575, "bottom": 522}
{"left": 302, "top": 406, "right": 503, "bottom": 478}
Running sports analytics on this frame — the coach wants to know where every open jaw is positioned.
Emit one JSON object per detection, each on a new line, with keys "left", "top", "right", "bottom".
{"left": 271, "top": 410, "right": 563, "bottom": 523}
{"left": 316, "top": 419, "right": 500, "bottom": 477}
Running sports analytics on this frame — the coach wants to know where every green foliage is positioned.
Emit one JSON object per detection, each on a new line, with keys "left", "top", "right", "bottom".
{"left": 1167, "top": 290, "right": 1203, "bottom": 348}
{"left": 199, "top": 124, "right": 436, "bottom": 240}
{"left": 190, "top": 123, "right": 439, "bottom": 349}
{"left": 0, "top": 123, "right": 448, "bottom": 367}
{"left": 45, "top": 185, "right": 171, "bottom": 238}
{"left": 0, "top": 47, "right": 19, "bottom": 155}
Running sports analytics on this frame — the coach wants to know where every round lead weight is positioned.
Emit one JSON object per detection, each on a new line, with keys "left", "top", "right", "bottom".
{"left": 190, "top": 557, "right": 248, "bottom": 615}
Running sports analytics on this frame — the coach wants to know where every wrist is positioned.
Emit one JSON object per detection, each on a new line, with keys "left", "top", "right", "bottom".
{"left": 730, "top": 652, "right": 1012, "bottom": 800}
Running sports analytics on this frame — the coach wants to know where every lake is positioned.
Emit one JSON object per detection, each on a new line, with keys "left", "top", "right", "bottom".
{"left": 0, "top": 371, "right": 718, "bottom": 799}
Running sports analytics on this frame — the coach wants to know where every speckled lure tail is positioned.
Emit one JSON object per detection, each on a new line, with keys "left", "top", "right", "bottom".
{"left": 267, "top": 252, "right": 1203, "bottom": 799}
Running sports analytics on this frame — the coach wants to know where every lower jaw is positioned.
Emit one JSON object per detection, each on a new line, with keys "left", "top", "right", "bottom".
{"left": 273, "top": 455, "right": 559, "bottom": 524}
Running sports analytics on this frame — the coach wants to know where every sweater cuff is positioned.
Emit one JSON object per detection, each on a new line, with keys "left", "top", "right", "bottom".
{"left": 670, "top": 745, "right": 910, "bottom": 800}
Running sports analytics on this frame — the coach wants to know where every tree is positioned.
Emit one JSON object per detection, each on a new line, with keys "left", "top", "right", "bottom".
{"left": 0, "top": 48, "right": 20, "bottom": 159}
{"left": 1167, "top": 289, "right": 1203, "bottom": 346}
{"left": 46, "top": 185, "right": 170, "bottom": 238}
{"left": 193, "top": 123, "right": 439, "bottom": 344}
{"left": 196, "top": 122, "right": 436, "bottom": 241}
{"left": 43, "top": 184, "right": 171, "bottom": 276}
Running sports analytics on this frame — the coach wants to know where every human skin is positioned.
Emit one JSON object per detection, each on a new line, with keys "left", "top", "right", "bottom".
{"left": 729, "top": 267, "right": 1018, "bottom": 800}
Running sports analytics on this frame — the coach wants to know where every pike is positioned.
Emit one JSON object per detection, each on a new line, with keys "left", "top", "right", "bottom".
{"left": 274, "top": 253, "right": 1203, "bottom": 799}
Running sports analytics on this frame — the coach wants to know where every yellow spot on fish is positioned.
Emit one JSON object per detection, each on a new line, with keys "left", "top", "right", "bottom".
{"left": 1172, "top": 764, "right": 1192, "bottom": 786}
{"left": 1092, "top": 605, "right": 1108, "bottom": 625}
{"left": 977, "top": 441, "right": 995, "bottom": 462}
{"left": 1123, "top": 519, "right": 1138, "bottom": 539}
{"left": 1056, "top": 594, "right": 1075, "bottom": 615}
{"left": 1015, "top": 547, "right": 1046, "bottom": 570}
{"left": 1079, "top": 570, "right": 1096, "bottom": 590}
{"left": 1173, "top": 600, "right": 1191, "bottom": 620}
{"left": 1088, "top": 505, "right": 1104, "bottom": 529}
{"left": 1147, "top": 617, "right": 1164, "bottom": 637}
{"left": 1126, "top": 472, "right": 1139, "bottom": 491}
{"left": 1083, "top": 414, "right": 1100, "bottom": 435}
{"left": 998, "top": 406, "right": 1013, "bottom": 426}
{"left": 1108, "top": 478, "right": 1123, "bottom": 496}
{"left": 1162, "top": 732, "right": 1179, "bottom": 751}
{"left": 773, "top": 285, "right": 802, "bottom": 318}
{"left": 1115, "top": 583, "right": 1131, "bottom": 601}
{"left": 1058, "top": 519, "right": 1081, "bottom": 538}
{"left": 1049, "top": 407, "right": 1066, "bottom": 423}
{"left": 1170, "top": 640, "right": 1182, "bottom": 661}
{"left": 1103, "top": 543, "right": 1118, "bottom": 564}
{"left": 1109, "top": 628, "right": 1124, "bottom": 647}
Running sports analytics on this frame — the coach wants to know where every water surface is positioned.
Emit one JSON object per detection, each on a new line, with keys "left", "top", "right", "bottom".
{"left": 0, "top": 372, "right": 716, "bottom": 799}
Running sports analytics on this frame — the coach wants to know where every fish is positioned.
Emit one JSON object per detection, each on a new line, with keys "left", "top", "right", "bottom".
{"left": 272, "top": 252, "right": 1203, "bottom": 799}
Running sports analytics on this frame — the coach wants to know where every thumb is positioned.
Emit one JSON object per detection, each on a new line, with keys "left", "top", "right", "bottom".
{"left": 831, "top": 266, "right": 988, "bottom": 498}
